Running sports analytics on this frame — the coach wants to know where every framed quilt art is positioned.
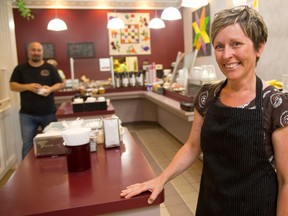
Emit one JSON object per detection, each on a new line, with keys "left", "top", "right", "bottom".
{"left": 107, "top": 12, "right": 151, "bottom": 55}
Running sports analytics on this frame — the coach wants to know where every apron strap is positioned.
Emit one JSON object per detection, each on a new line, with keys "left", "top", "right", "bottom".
{"left": 214, "top": 76, "right": 263, "bottom": 109}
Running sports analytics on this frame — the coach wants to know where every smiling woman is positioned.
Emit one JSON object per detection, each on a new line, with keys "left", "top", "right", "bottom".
{"left": 120, "top": 6, "right": 288, "bottom": 216}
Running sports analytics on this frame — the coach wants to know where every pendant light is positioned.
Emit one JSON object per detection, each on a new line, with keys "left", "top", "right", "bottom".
{"left": 181, "top": 0, "right": 209, "bottom": 8}
{"left": 47, "top": 18, "right": 68, "bottom": 31}
{"left": 161, "top": 7, "right": 182, "bottom": 21}
{"left": 148, "top": 10, "right": 165, "bottom": 29}
{"left": 232, "top": 0, "right": 249, "bottom": 6}
{"left": 107, "top": 15, "right": 125, "bottom": 29}
{"left": 47, "top": 0, "right": 68, "bottom": 31}
{"left": 107, "top": 0, "right": 125, "bottom": 30}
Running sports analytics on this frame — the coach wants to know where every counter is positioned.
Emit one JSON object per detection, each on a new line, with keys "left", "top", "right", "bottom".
{"left": 56, "top": 101, "right": 115, "bottom": 120}
{"left": 0, "top": 128, "right": 164, "bottom": 216}
{"left": 55, "top": 90, "right": 194, "bottom": 143}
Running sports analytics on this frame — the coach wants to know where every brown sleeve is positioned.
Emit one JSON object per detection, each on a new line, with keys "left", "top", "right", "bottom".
{"left": 193, "top": 81, "right": 223, "bottom": 116}
{"left": 264, "top": 88, "right": 288, "bottom": 131}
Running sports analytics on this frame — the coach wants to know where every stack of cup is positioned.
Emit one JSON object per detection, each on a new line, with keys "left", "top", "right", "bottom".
{"left": 62, "top": 127, "right": 91, "bottom": 172}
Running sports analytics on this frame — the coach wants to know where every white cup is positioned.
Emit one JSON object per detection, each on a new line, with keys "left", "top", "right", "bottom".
{"left": 98, "top": 96, "right": 105, "bottom": 102}
{"left": 62, "top": 127, "right": 91, "bottom": 146}
{"left": 38, "top": 88, "right": 48, "bottom": 95}
{"left": 73, "top": 98, "right": 84, "bottom": 103}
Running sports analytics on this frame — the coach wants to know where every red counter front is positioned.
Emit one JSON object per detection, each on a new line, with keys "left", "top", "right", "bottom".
{"left": 0, "top": 128, "right": 164, "bottom": 216}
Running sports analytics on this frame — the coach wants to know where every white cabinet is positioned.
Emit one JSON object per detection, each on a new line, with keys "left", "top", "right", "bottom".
{"left": 0, "top": 1, "right": 23, "bottom": 180}
{"left": 0, "top": 69, "right": 17, "bottom": 179}
{"left": 0, "top": 104, "right": 17, "bottom": 180}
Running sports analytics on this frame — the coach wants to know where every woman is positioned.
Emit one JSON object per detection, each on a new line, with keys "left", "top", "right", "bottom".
{"left": 47, "top": 59, "right": 66, "bottom": 89}
{"left": 120, "top": 6, "right": 288, "bottom": 216}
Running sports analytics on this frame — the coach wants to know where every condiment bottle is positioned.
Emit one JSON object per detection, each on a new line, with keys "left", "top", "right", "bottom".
{"left": 129, "top": 72, "right": 136, "bottom": 87}
{"left": 137, "top": 71, "right": 144, "bottom": 86}
{"left": 115, "top": 73, "right": 121, "bottom": 88}
{"left": 122, "top": 72, "right": 129, "bottom": 87}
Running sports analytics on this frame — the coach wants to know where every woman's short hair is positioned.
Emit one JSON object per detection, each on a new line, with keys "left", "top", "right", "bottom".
{"left": 211, "top": 6, "right": 268, "bottom": 53}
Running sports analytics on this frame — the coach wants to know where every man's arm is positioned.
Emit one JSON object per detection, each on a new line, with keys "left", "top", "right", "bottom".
{"left": 10, "top": 82, "right": 41, "bottom": 93}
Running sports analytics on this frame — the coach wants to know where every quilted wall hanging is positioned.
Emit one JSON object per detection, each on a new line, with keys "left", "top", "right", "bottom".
{"left": 107, "top": 12, "right": 151, "bottom": 55}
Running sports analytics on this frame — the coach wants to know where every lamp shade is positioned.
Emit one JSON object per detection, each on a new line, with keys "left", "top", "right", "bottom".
{"left": 232, "top": 0, "right": 249, "bottom": 6}
{"left": 148, "top": 17, "right": 165, "bottom": 29}
{"left": 47, "top": 18, "right": 68, "bottom": 31}
{"left": 107, "top": 17, "right": 125, "bottom": 29}
{"left": 161, "top": 7, "right": 182, "bottom": 20}
{"left": 181, "top": 0, "right": 209, "bottom": 8}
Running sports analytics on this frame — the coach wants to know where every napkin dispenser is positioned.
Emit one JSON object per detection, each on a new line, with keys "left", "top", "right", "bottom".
{"left": 102, "top": 117, "right": 121, "bottom": 148}
{"left": 33, "top": 133, "right": 66, "bottom": 157}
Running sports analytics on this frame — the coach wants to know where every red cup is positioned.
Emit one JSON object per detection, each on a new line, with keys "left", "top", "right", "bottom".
{"left": 65, "top": 143, "right": 91, "bottom": 172}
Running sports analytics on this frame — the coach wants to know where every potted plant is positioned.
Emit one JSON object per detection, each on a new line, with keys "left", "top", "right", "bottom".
{"left": 13, "top": 0, "right": 34, "bottom": 20}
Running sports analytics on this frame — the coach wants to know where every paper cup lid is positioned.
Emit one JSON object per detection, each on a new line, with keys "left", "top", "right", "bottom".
{"left": 61, "top": 127, "right": 91, "bottom": 146}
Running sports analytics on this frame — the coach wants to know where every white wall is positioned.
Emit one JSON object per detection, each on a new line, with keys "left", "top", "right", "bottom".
{"left": 257, "top": 1, "right": 288, "bottom": 81}
{"left": 0, "top": 0, "right": 22, "bottom": 168}
{"left": 183, "top": 0, "right": 288, "bottom": 82}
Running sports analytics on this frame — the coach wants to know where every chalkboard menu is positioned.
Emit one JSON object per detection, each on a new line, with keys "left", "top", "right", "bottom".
{"left": 42, "top": 43, "right": 55, "bottom": 59}
{"left": 67, "top": 42, "right": 95, "bottom": 58}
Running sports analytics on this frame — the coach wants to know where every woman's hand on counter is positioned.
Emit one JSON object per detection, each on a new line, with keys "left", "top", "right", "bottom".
{"left": 120, "top": 177, "right": 164, "bottom": 204}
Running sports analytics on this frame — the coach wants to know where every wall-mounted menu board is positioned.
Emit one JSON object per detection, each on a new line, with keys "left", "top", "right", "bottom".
{"left": 42, "top": 43, "right": 55, "bottom": 59}
{"left": 67, "top": 42, "right": 95, "bottom": 58}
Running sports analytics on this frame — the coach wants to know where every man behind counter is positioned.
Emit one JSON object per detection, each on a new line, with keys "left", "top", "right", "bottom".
{"left": 10, "top": 42, "right": 63, "bottom": 159}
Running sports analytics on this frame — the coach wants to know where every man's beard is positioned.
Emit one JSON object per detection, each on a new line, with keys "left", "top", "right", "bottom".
{"left": 30, "top": 55, "right": 42, "bottom": 62}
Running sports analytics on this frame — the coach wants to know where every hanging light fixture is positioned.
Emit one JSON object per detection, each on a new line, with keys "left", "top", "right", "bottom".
{"left": 232, "top": 0, "right": 248, "bottom": 6}
{"left": 107, "top": 15, "right": 125, "bottom": 29}
{"left": 161, "top": 7, "right": 182, "bottom": 21}
{"left": 47, "top": 18, "right": 68, "bottom": 31}
{"left": 148, "top": 10, "right": 165, "bottom": 29}
{"left": 47, "top": 0, "right": 68, "bottom": 31}
{"left": 181, "top": 0, "right": 209, "bottom": 8}
{"left": 107, "top": 0, "right": 125, "bottom": 30}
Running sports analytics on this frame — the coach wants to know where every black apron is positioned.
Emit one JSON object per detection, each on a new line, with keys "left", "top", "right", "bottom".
{"left": 196, "top": 77, "right": 278, "bottom": 216}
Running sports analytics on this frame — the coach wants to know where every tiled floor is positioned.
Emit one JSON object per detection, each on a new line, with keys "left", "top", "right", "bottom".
{"left": 0, "top": 122, "right": 203, "bottom": 216}
{"left": 124, "top": 122, "right": 203, "bottom": 216}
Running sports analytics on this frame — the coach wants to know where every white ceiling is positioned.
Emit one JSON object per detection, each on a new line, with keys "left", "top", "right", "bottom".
{"left": 20, "top": 0, "right": 182, "bottom": 9}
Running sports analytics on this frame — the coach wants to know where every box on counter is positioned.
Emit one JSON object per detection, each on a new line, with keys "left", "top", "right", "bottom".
{"left": 180, "top": 102, "right": 194, "bottom": 112}
{"left": 33, "top": 131, "right": 98, "bottom": 157}
{"left": 33, "top": 133, "right": 66, "bottom": 157}
{"left": 95, "top": 101, "right": 107, "bottom": 111}
{"left": 72, "top": 101, "right": 107, "bottom": 113}
{"left": 34, "top": 117, "right": 122, "bottom": 157}
{"left": 72, "top": 102, "right": 85, "bottom": 113}
{"left": 84, "top": 102, "right": 97, "bottom": 111}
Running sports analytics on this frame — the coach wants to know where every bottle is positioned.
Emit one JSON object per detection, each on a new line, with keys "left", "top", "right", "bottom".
{"left": 122, "top": 72, "right": 129, "bottom": 87}
{"left": 129, "top": 72, "right": 136, "bottom": 87}
{"left": 115, "top": 73, "right": 121, "bottom": 88}
{"left": 137, "top": 70, "right": 144, "bottom": 86}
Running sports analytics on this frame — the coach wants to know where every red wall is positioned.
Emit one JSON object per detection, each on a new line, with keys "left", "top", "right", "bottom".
{"left": 13, "top": 8, "right": 184, "bottom": 80}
